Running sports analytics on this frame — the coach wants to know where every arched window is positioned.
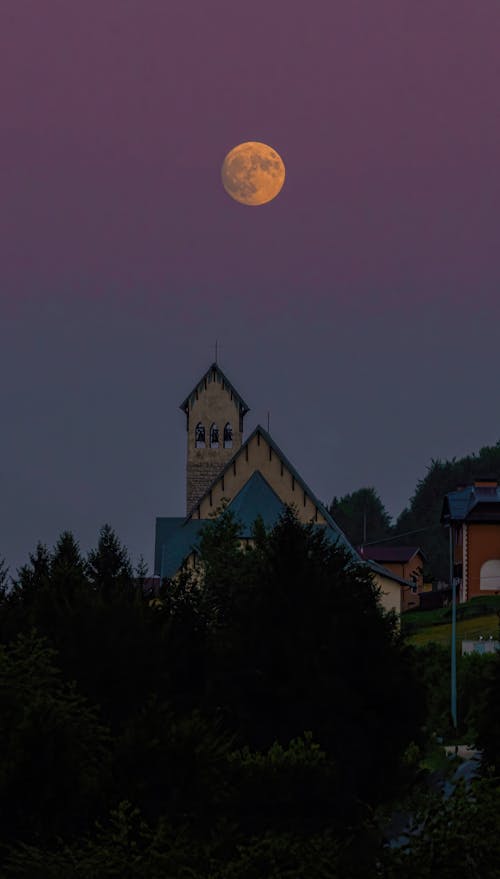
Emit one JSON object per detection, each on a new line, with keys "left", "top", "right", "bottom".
{"left": 480, "top": 559, "right": 500, "bottom": 591}
{"left": 210, "top": 423, "right": 219, "bottom": 448}
{"left": 195, "top": 422, "right": 205, "bottom": 448}
{"left": 223, "top": 422, "right": 233, "bottom": 449}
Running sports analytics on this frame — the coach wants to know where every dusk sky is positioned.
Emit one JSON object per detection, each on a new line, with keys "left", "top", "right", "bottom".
{"left": 2, "top": 0, "right": 500, "bottom": 574}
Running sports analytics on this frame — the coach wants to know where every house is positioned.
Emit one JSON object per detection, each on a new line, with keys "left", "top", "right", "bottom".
{"left": 441, "top": 476, "right": 500, "bottom": 602}
{"left": 155, "top": 362, "right": 411, "bottom": 615}
{"left": 356, "top": 545, "right": 426, "bottom": 611}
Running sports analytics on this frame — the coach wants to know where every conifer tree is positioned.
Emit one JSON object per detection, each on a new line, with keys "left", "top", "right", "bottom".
{"left": 87, "top": 524, "right": 133, "bottom": 595}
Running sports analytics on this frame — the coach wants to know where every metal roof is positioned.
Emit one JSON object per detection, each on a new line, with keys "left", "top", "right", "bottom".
{"left": 442, "top": 484, "right": 500, "bottom": 523}
{"left": 357, "top": 545, "right": 426, "bottom": 564}
{"left": 155, "top": 425, "right": 411, "bottom": 595}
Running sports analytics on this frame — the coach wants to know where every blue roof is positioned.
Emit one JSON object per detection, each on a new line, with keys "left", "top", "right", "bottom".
{"left": 155, "top": 425, "right": 411, "bottom": 594}
{"left": 155, "top": 473, "right": 285, "bottom": 578}
{"left": 155, "top": 518, "right": 206, "bottom": 579}
{"left": 442, "top": 484, "right": 500, "bottom": 522}
{"left": 184, "top": 424, "right": 356, "bottom": 558}
{"left": 228, "top": 471, "right": 285, "bottom": 534}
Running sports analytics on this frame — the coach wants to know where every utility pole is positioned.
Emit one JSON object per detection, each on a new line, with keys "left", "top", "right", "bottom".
{"left": 449, "top": 524, "right": 457, "bottom": 729}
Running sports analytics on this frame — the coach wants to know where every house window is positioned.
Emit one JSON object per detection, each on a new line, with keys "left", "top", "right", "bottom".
{"left": 210, "top": 424, "right": 219, "bottom": 448}
{"left": 480, "top": 559, "right": 500, "bottom": 590}
{"left": 195, "top": 423, "right": 205, "bottom": 448}
{"left": 223, "top": 423, "right": 233, "bottom": 449}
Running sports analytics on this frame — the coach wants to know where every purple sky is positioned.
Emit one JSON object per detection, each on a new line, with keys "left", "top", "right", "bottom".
{"left": 1, "top": 1, "right": 500, "bottom": 573}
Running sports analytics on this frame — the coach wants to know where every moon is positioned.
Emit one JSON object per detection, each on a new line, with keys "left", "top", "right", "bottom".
{"left": 221, "top": 141, "right": 285, "bottom": 206}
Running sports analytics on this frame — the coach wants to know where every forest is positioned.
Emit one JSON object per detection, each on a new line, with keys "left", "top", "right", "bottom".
{"left": 330, "top": 439, "right": 500, "bottom": 581}
{"left": 1, "top": 510, "right": 500, "bottom": 877}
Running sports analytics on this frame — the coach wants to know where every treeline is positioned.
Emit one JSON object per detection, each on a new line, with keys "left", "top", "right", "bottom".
{"left": 330, "top": 439, "right": 500, "bottom": 581}
{"left": 1, "top": 512, "right": 500, "bottom": 876}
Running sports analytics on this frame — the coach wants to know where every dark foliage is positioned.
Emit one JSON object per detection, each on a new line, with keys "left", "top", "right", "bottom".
{"left": 2, "top": 511, "right": 499, "bottom": 876}
{"left": 396, "top": 441, "right": 500, "bottom": 580}
{"left": 329, "top": 487, "right": 393, "bottom": 546}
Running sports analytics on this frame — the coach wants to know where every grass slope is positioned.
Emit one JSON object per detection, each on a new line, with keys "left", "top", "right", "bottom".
{"left": 403, "top": 595, "right": 500, "bottom": 647}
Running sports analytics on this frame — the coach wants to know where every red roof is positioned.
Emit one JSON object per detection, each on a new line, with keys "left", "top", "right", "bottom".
{"left": 357, "top": 545, "right": 425, "bottom": 564}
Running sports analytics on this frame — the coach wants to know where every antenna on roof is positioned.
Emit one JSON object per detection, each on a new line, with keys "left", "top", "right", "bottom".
{"left": 214, "top": 340, "right": 219, "bottom": 364}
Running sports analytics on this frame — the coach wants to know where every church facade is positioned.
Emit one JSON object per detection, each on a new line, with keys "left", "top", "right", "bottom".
{"left": 155, "top": 362, "right": 407, "bottom": 615}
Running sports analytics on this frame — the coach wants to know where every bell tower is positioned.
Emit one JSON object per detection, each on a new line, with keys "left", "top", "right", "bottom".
{"left": 180, "top": 363, "right": 250, "bottom": 514}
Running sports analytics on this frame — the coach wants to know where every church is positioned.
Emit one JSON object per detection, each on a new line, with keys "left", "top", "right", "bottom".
{"left": 154, "top": 362, "right": 407, "bottom": 614}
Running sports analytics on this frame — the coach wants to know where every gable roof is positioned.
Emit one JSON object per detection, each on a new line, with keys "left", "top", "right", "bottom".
{"left": 365, "top": 560, "right": 415, "bottom": 588}
{"left": 155, "top": 424, "right": 410, "bottom": 597}
{"left": 179, "top": 362, "right": 250, "bottom": 416}
{"left": 227, "top": 471, "right": 286, "bottom": 533}
{"left": 185, "top": 423, "right": 356, "bottom": 557}
{"left": 357, "top": 545, "right": 426, "bottom": 564}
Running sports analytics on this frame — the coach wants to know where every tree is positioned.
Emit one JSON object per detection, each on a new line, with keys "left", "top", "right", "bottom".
{"left": 383, "top": 779, "right": 500, "bottom": 879}
{"left": 0, "top": 631, "right": 110, "bottom": 844}
{"left": 396, "top": 441, "right": 500, "bottom": 581}
{"left": 200, "top": 507, "right": 425, "bottom": 808}
{"left": 0, "top": 556, "right": 9, "bottom": 599}
{"left": 87, "top": 524, "right": 134, "bottom": 594}
{"left": 329, "top": 487, "right": 393, "bottom": 546}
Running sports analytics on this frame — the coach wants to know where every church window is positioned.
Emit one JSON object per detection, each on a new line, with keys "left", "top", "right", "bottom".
{"left": 223, "top": 423, "right": 233, "bottom": 449}
{"left": 303, "top": 491, "right": 307, "bottom": 507}
{"left": 195, "top": 423, "right": 205, "bottom": 448}
{"left": 280, "top": 461, "right": 284, "bottom": 476}
{"left": 233, "top": 461, "right": 237, "bottom": 475}
{"left": 245, "top": 445, "right": 249, "bottom": 461}
{"left": 210, "top": 423, "right": 219, "bottom": 448}
{"left": 292, "top": 476, "right": 295, "bottom": 490}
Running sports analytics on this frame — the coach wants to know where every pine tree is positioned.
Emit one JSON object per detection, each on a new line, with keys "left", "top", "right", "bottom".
{"left": 87, "top": 524, "right": 133, "bottom": 596}
{"left": 329, "top": 487, "right": 393, "bottom": 546}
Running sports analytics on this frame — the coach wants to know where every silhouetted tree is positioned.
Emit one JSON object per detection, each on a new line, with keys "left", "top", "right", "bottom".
{"left": 200, "top": 507, "right": 424, "bottom": 807}
{"left": 0, "top": 556, "right": 9, "bottom": 599}
{"left": 0, "top": 631, "right": 110, "bottom": 844}
{"left": 329, "top": 487, "right": 393, "bottom": 546}
{"left": 87, "top": 524, "right": 134, "bottom": 595}
{"left": 397, "top": 441, "right": 500, "bottom": 580}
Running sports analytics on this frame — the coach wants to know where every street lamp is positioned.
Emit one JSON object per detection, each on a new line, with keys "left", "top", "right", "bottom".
{"left": 448, "top": 524, "right": 457, "bottom": 729}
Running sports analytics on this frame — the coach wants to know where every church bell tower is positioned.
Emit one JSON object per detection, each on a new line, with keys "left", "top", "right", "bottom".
{"left": 180, "top": 363, "right": 250, "bottom": 514}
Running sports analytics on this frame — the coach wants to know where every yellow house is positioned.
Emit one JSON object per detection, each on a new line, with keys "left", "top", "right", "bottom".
{"left": 155, "top": 362, "right": 407, "bottom": 615}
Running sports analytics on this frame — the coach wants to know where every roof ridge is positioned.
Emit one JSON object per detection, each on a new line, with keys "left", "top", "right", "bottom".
{"left": 184, "top": 423, "right": 358, "bottom": 558}
{"left": 179, "top": 362, "right": 250, "bottom": 415}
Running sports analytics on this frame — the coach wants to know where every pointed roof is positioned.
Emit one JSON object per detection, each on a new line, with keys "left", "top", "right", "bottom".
{"left": 185, "top": 423, "right": 356, "bottom": 557}
{"left": 179, "top": 362, "right": 250, "bottom": 416}
{"left": 228, "top": 471, "right": 286, "bottom": 533}
{"left": 155, "top": 423, "right": 411, "bottom": 595}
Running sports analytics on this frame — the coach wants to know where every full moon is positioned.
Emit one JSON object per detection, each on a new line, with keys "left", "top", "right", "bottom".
{"left": 221, "top": 141, "right": 285, "bottom": 206}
